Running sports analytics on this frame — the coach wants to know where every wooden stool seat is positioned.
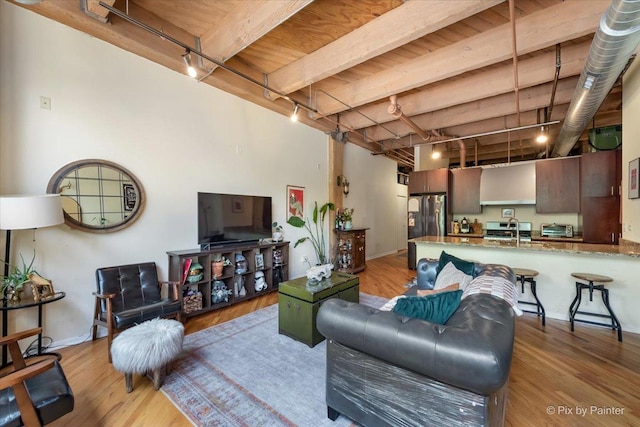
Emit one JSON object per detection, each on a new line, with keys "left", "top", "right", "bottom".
{"left": 569, "top": 272, "right": 621, "bottom": 342}
{"left": 513, "top": 267, "right": 545, "bottom": 325}
{"left": 571, "top": 272, "right": 613, "bottom": 283}
{"left": 513, "top": 267, "right": 539, "bottom": 278}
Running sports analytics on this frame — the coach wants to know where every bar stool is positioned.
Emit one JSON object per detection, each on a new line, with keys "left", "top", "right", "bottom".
{"left": 569, "top": 273, "right": 622, "bottom": 342}
{"left": 513, "top": 268, "right": 545, "bottom": 325}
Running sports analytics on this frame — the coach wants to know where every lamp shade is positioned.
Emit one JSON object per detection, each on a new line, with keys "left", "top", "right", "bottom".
{"left": 0, "top": 194, "right": 64, "bottom": 230}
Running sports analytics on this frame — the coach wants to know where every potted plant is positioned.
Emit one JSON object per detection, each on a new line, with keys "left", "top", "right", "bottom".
{"left": 1, "top": 252, "right": 40, "bottom": 303}
{"left": 211, "top": 255, "right": 231, "bottom": 279}
{"left": 272, "top": 221, "right": 284, "bottom": 242}
{"left": 342, "top": 208, "right": 354, "bottom": 230}
{"left": 287, "top": 201, "right": 335, "bottom": 265}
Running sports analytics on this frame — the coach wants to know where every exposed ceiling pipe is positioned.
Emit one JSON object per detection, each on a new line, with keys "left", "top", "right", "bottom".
{"left": 509, "top": 0, "right": 523, "bottom": 154}
{"left": 547, "top": 44, "right": 562, "bottom": 121}
{"left": 388, "top": 95, "right": 432, "bottom": 141}
{"left": 552, "top": 0, "right": 640, "bottom": 157}
{"left": 388, "top": 95, "right": 466, "bottom": 167}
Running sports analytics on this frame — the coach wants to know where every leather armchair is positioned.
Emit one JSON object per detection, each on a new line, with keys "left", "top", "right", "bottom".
{"left": 0, "top": 327, "right": 74, "bottom": 426}
{"left": 92, "top": 262, "right": 182, "bottom": 362}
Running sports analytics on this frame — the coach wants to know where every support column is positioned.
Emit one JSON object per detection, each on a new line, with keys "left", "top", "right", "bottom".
{"left": 328, "top": 135, "right": 344, "bottom": 261}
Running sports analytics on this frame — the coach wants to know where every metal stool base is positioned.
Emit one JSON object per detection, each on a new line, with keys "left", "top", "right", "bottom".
{"left": 569, "top": 281, "right": 622, "bottom": 342}
{"left": 517, "top": 275, "right": 545, "bottom": 326}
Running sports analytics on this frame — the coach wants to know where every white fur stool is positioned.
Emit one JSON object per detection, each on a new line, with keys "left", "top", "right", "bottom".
{"left": 111, "top": 318, "right": 184, "bottom": 393}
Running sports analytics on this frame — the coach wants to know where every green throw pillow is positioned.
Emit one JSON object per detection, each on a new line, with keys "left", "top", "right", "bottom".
{"left": 392, "top": 290, "right": 462, "bottom": 324}
{"left": 437, "top": 251, "right": 476, "bottom": 278}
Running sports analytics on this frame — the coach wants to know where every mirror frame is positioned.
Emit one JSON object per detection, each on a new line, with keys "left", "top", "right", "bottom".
{"left": 47, "top": 159, "right": 146, "bottom": 233}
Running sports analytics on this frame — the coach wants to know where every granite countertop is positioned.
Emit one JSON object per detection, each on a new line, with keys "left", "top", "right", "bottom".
{"left": 411, "top": 235, "right": 640, "bottom": 258}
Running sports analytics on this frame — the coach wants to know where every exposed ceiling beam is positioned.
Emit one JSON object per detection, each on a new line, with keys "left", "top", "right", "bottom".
{"left": 361, "top": 76, "right": 580, "bottom": 141}
{"left": 200, "top": 0, "right": 313, "bottom": 71}
{"left": 267, "top": 0, "right": 502, "bottom": 97}
{"left": 313, "top": 0, "right": 609, "bottom": 117}
{"left": 339, "top": 40, "right": 591, "bottom": 130}
{"left": 86, "top": 0, "right": 113, "bottom": 20}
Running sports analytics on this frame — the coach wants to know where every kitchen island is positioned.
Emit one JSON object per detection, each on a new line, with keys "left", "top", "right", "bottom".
{"left": 412, "top": 236, "right": 640, "bottom": 335}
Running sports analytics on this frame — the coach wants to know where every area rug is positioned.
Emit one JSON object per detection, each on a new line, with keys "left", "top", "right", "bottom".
{"left": 162, "top": 293, "right": 388, "bottom": 426}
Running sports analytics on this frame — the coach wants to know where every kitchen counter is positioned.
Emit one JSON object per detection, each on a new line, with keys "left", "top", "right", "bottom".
{"left": 411, "top": 236, "right": 640, "bottom": 334}
{"left": 411, "top": 235, "right": 639, "bottom": 258}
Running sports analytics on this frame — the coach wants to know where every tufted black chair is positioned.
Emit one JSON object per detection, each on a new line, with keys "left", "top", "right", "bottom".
{"left": 0, "top": 327, "right": 74, "bottom": 427}
{"left": 92, "top": 262, "right": 182, "bottom": 362}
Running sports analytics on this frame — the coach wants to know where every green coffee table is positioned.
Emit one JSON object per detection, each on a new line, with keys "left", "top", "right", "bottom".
{"left": 278, "top": 272, "right": 359, "bottom": 347}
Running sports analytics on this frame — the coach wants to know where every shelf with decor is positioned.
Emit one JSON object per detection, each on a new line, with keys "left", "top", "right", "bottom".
{"left": 168, "top": 241, "right": 289, "bottom": 317}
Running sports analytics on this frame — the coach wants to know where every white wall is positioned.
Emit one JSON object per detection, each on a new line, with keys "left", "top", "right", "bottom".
{"left": 342, "top": 143, "right": 402, "bottom": 258}
{"left": 623, "top": 58, "right": 640, "bottom": 243}
{"left": 0, "top": 3, "right": 397, "bottom": 345}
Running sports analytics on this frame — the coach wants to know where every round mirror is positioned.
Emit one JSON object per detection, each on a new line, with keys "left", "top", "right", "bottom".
{"left": 47, "top": 159, "right": 145, "bottom": 233}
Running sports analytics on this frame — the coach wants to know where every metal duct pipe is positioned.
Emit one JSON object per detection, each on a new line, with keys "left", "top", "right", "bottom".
{"left": 551, "top": 0, "right": 640, "bottom": 157}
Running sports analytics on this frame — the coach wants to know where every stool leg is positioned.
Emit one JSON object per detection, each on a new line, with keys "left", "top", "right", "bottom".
{"left": 601, "top": 288, "right": 623, "bottom": 342}
{"left": 529, "top": 279, "right": 546, "bottom": 326}
{"left": 569, "top": 282, "right": 582, "bottom": 331}
{"left": 125, "top": 373, "right": 133, "bottom": 393}
{"left": 152, "top": 368, "right": 162, "bottom": 390}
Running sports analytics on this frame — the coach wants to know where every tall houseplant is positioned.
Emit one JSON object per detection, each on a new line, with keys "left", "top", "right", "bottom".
{"left": 287, "top": 201, "right": 335, "bottom": 265}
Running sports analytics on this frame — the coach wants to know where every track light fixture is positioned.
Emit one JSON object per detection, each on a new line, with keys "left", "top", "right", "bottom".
{"left": 535, "top": 126, "right": 548, "bottom": 144}
{"left": 182, "top": 49, "right": 197, "bottom": 78}
{"left": 290, "top": 103, "right": 299, "bottom": 122}
{"left": 431, "top": 144, "right": 441, "bottom": 159}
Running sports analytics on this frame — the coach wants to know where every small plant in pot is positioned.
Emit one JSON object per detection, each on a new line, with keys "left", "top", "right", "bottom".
{"left": 1, "top": 252, "right": 41, "bottom": 303}
{"left": 272, "top": 222, "right": 284, "bottom": 242}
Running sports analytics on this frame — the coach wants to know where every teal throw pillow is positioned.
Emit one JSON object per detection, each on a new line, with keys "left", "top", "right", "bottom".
{"left": 437, "top": 251, "right": 476, "bottom": 278}
{"left": 392, "top": 290, "right": 462, "bottom": 325}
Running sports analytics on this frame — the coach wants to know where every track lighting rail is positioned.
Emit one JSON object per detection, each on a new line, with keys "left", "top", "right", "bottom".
{"left": 98, "top": 1, "right": 317, "bottom": 115}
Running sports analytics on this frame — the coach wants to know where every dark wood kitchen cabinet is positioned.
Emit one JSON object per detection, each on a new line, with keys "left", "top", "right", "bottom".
{"left": 408, "top": 168, "right": 449, "bottom": 194}
{"left": 450, "top": 167, "right": 482, "bottom": 214}
{"left": 580, "top": 150, "right": 621, "bottom": 244}
{"left": 581, "top": 150, "right": 621, "bottom": 197}
{"left": 535, "top": 157, "right": 580, "bottom": 213}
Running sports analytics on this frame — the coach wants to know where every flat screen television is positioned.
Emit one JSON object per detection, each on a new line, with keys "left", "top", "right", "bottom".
{"left": 198, "top": 192, "right": 272, "bottom": 249}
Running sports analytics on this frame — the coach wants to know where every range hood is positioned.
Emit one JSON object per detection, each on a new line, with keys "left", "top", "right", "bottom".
{"left": 479, "top": 162, "right": 536, "bottom": 205}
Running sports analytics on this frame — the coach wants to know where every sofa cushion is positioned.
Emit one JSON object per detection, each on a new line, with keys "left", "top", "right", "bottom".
{"left": 463, "top": 275, "right": 523, "bottom": 316}
{"left": 436, "top": 251, "right": 476, "bottom": 278}
{"left": 392, "top": 290, "right": 463, "bottom": 324}
{"left": 434, "top": 262, "right": 473, "bottom": 290}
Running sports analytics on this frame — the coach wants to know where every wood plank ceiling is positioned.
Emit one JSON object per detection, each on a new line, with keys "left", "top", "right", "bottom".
{"left": 15, "top": 0, "right": 625, "bottom": 171}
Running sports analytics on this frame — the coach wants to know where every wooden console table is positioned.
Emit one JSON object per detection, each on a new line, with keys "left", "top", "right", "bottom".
{"left": 335, "top": 228, "right": 368, "bottom": 273}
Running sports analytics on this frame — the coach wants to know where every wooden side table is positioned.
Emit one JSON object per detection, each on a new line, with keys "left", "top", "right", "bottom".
{"left": 278, "top": 273, "right": 359, "bottom": 347}
{"left": 335, "top": 228, "right": 369, "bottom": 273}
{"left": 0, "top": 292, "right": 66, "bottom": 367}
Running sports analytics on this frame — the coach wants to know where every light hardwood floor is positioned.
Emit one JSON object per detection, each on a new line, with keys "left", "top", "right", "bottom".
{"left": 44, "top": 251, "right": 639, "bottom": 426}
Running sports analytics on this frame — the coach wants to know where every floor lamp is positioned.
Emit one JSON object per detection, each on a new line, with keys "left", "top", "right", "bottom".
{"left": 0, "top": 194, "right": 64, "bottom": 366}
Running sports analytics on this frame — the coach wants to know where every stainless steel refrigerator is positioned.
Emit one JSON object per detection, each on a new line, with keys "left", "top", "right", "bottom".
{"left": 407, "top": 194, "right": 446, "bottom": 269}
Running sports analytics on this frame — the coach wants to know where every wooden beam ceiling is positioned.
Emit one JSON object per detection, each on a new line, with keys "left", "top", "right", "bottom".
{"left": 15, "top": 0, "right": 625, "bottom": 169}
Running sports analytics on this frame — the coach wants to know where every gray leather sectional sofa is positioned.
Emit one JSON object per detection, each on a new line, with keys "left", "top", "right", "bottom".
{"left": 316, "top": 258, "right": 516, "bottom": 427}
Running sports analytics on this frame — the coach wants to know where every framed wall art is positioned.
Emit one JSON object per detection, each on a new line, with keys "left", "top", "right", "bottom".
{"left": 255, "top": 253, "right": 264, "bottom": 270}
{"left": 287, "top": 185, "right": 305, "bottom": 219}
{"left": 232, "top": 197, "right": 244, "bottom": 213}
{"left": 501, "top": 208, "right": 514, "bottom": 218}
{"left": 629, "top": 158, "right": 639, "bottom": 199}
